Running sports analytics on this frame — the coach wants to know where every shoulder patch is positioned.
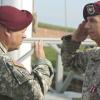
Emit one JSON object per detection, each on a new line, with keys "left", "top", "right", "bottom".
{"left": 6, "top": 61, "right": 34, "bottom": 85}
{"left": 12, "top": 67, "right": 34, "bottom": 85}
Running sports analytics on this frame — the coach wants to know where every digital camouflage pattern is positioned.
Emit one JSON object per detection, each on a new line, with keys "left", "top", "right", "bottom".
{"left": 0, "top": 42, "right": 54, "bottom": 100}
{"left": 61, "top": 35, "right": 100, "bottom": 100}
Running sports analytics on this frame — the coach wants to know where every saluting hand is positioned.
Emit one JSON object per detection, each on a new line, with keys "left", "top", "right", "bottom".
{"left": 71, "top": 21, "right": 89, "bottom": 42}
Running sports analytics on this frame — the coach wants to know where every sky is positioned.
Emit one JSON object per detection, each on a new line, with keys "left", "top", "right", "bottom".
{"left": 34, "top": 0, "right": 98, "bottom": 28}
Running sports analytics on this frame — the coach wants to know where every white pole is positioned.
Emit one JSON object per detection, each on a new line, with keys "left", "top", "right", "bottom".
{"left": 19, "top": 0, "right": 33, "bottom": 73}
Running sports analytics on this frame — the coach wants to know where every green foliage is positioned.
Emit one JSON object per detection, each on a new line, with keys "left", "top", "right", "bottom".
{"left": 38, "top": 22, "right": 75, "bottom": 32}
{"left": 44, "top": 47, "right": 57, "bottom": 67}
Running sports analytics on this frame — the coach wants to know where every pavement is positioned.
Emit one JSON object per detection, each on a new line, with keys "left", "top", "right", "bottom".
{"left": 44, "top": 91, "right": 82, "bottom": 100}
{"left": 45, "top": 92, "right": 67, "bottom": 100}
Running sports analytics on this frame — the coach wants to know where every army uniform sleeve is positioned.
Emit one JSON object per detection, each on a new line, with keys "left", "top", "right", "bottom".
{"left": 61, "top": 35, "right": 95, "bottom": 73}
{"left": 0, "top": 54, "right": 54, "bottom": 100}
{"left": 31, "top": 58, "right": 54, "bottom": 94}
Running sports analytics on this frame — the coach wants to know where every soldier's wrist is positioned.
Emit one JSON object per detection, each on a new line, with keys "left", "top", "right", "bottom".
{"left": 71, "top": 35, "right": 82, "bottom": 43}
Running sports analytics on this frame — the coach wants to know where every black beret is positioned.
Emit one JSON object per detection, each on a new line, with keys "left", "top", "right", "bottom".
{"left": 83, "top": 1, "right": 100, "bottom": 20}
{"left": 0, "top": 6, "right": 33, "bottom": 31}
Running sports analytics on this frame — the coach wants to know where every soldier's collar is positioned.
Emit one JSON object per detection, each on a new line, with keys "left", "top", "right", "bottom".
{"left": 0, "top": 42, "right": 7, "bottom": 53}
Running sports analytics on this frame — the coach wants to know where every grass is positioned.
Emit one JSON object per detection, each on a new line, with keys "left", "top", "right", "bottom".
{"left": 44, "top": 47, "right": 57, "bottom": 67}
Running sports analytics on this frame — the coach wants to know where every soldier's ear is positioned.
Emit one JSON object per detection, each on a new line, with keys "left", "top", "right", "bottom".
{"left": 5, "top": 29, "right": 11, "bottom": 37}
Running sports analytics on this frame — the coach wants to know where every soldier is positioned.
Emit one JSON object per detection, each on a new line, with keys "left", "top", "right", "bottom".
{"left": 61, "top": 1, "right": 100, "bottom": 100}
{"left": 0, "top": 6, "right": 54, "bottom": 100}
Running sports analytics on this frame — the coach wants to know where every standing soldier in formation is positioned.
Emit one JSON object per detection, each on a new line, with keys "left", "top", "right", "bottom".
{"left": 0, "top": 6, "right": 53, "bottom": 100}
{"left": 61, "top": 1, "right": 100, "bottom": 100}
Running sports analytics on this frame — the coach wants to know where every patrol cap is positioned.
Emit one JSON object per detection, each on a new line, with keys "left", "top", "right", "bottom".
{"left": 83, "top": 1, "right": 100, "bottom": 20}
{"left": 0, "top": 6, "right": 33, "bottom": 31}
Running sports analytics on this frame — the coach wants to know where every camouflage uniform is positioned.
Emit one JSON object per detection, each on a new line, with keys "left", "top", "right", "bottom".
{"left": 61, "top": 35, "right": 100, "bottom": 100}
{"left": 0, "top": 42, "right": 54, "bottom": 100}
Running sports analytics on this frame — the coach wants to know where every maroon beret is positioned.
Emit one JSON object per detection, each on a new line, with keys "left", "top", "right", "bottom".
{"left": 83, "top": 1, "right": 100, "bottom": 20}
{"left": 0, "top": 6, "right": 33, "bottom": 31}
